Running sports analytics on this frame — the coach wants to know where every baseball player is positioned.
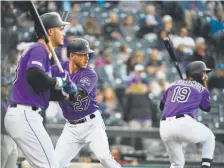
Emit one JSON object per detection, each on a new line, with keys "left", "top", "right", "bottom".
{"left": 1, "top": 77, "right": 18, "bottom": 168}
{"left": 51, "top": 38, "right": 122, "bottom": 168}
{"left": 159, "top": 61, "right": 215, "bottom": 168}
{"left": 4, "top": 12, "right": 71, "bottom": 168}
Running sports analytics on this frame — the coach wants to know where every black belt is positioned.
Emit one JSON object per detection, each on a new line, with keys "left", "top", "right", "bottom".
{"left": 68, "top": 114, "right": 95, "bottom": 125}
{"left": 10, "top": 104, "right": 39, "bottom": 111}
{"left": 161, "top": 114, "right": 185, "bottom": 121}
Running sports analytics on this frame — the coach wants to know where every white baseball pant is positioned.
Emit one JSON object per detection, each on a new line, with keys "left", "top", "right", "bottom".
{"left": 55, "top": 110, "right": 121, "bottom": 168}
{"left": 160, "top": 114, "right": 215, "bottom": 168}
{"left": 4, "top": 104, "right": 58, "bottom": 168}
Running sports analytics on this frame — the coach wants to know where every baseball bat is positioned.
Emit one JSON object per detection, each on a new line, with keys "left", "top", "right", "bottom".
{"left": 163, "top": 37, "right": 183, "bottom": 79}
{"left": 27, "top": 1, "right": 64, "bottom": 73}
{"left": 61, "top": 11, "right": 69, "bottom": 21}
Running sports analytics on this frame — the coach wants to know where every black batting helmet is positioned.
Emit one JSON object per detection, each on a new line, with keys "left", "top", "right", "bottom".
{"left": 186, "top": 61, "right": 212, "bottom": 78}
{"left": 67, "top": 38, "right": 94, "bottom": 56}
{"left": 35, "top": 12, "right": 70, "bottom": 38}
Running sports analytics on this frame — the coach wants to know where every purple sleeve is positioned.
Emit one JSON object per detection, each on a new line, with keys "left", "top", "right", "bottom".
{"left": 200, "top": 89, "right": 211, "bottom": 109}
{"left": 76, "top": 72, "right": 97, "bottom": 94}
{"left": 27, "top": 47, "right": 47, "bottom": 72}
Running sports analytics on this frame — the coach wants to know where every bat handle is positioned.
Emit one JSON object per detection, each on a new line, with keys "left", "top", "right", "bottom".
{"left": 47, "top": 42, "right": 64, "bottom": 73}
{"left": 174, "top": 62, "right": 183, "bottom": 79}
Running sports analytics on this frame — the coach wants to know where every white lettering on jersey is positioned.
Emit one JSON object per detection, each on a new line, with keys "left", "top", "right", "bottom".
{"left": 32, "top": 61, "right": 42, "bottom": 67}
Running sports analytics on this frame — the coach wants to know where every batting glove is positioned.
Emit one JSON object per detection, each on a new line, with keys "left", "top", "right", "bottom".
{"left": 63, "top": 81, "right": 78, "bottom": 94}
{"left": 55, "top": 71, "right": 70, "bottom": 90}
{"left": 60, "top": 81, "right": 78, "bottom": 100}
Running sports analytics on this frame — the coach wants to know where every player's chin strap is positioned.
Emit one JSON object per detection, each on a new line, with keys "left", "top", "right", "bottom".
{"left": 201, "top": 158, "right": 212, "bottom": 168}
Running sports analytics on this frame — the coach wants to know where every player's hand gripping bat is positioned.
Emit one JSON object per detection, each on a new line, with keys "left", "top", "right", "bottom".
{"left": 163, "top": 37, "right": 183, "bottom": 79}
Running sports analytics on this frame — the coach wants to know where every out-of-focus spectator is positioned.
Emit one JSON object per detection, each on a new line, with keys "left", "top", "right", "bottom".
{"left": 96, "top": 89, "right": 106, "bottom": 113}
{"left": 120, "top": 15, "right": 136, "bottom": 41}
{"left": 179, "top": 1, "right": 206, "bottom": 29}
{"left": 209, "top": 4, "right": 224, "bottom": 37}
{"left": 145, "top": 4, "right": 160, "bottom": 29}
{"left": 83, "top": 14, "right": 101, "bottom": 36}
{"left": 171, "top": 27, "right": 195, "bottom": 55}
{"left": 2, "top": 49, "right": 19, "bottom": 82}
{"left": 193, "top": 37, "right": 215, "bottom": 69}
{"left": 102, "top": 12, "right": 122, "bottom": 41}
{"left": 81, "top": 156, "right": 92, "bottom": 163}
{"left": 205, "top": 1, "right": 222, "bottom": 17}
{"left": 48, "top": 1, "right": 58, "bottom": 12}
{"left": 71, "top": 3, "right": 80, "bottom": 14}
{"left": 128, "top": 64, "right": 148, "bottom": 87}
{"left": 148, "top": 71, "right": 170, "bottom": 97}
{"left": 130, "top": 159, "right": 139, "bottom": 166}
{"left": 80, "top": 153, "right": 92, "bottom": 163}
{"left": 136, "top": 4, "right": 160, "bottom": 38}
{"left": 161, "top": 15, "right": 176, "bottom": 36}
{"left": 96, "top": 52, "right": 127, "bottom": 89}
{"left": 118, "top": 1, "right": 142, "bottom": 13}
{"left": 126, "top": 50, "right": 145, "bottom": 74}
{"left": 208, "top": 64, "right": 224, "bottom": 91}
{"left": 115, "top": 44, "right": 130, "bottom": 64}
{"left": 1, "top": 77, "right": 18, "bottom": 168}
{"left": 111, "top": 147, "right": 129, "bottom": 165}
{"left": 124, "top": 74, "right": 152, "bottom": 129}
{"left": 1, "top": 1, "right": 17, "bottom": 28}
{"left": 64, "top": 15, "right": 84, "bottom": 36}
{"left": 146, "top": 49, "right": 166, "bottom": 77}
{"left": 102, "top": 87, "right": 122, "bottom": 119}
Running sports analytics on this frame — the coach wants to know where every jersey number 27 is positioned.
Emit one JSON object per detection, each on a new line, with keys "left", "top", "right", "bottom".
{"left": 171, "top": 86, "right": 191, "bottom": 103}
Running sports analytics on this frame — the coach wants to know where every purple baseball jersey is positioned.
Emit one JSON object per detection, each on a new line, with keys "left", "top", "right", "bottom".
{"left": 51, "top": 61, "right": 99, "bottom": 120}
{"left": 10, "top": 43, "right": 51, "bottom": 109}
{"left": 161, "top": 80, "right": 211, "bottom": 119}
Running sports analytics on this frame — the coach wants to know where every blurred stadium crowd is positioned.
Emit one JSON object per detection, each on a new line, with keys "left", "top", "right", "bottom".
{"left": 1, "top": 0, "right": 224, "bottom": 166}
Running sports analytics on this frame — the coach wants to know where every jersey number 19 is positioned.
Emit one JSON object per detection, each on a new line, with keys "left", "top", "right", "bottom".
{"left": 171, "top": 86, "right": 191, "bottom": 103}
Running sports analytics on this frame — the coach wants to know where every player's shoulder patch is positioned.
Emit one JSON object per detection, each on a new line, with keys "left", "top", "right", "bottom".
{"left": 31, "top": 61, "right": 43, "bottom": 67}
{"left": 79, "top": 76, "right": 91, "bottom": 87}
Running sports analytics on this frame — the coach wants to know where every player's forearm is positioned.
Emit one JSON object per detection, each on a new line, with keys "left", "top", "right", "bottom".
{"left": 27, "top": 67, "right": 56, "bottom": 92}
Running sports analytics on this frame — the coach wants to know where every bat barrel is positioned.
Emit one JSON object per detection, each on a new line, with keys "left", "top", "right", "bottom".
{"left": 163, "top": 37, "right": 183, "bottom": 79}
{"left": 61, "top": 11, "right": 69, "bottom": 21}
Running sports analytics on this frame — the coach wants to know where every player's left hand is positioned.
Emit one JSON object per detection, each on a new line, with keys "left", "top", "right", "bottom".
{"left": 60, "top": 81, "right": 78, "bottom": 100}
{"left": 63, "top": 81, "right": 77, "bottom": 94}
